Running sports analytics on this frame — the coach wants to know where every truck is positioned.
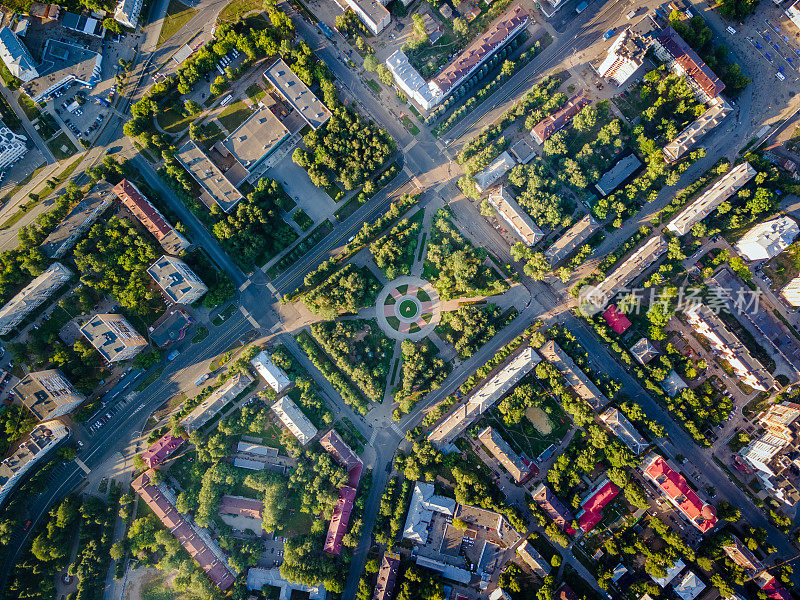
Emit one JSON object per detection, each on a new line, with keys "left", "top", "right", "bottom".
{"left": 575, "top": 0, "right": 588, "bottom": 12}
{"left": 194, "top": 373, "right": 210, "bottom": 386}
{"left": 95, "top": 96, "right": 110, "bottom": 107}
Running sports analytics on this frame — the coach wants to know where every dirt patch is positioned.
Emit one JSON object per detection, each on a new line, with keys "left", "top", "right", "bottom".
{"left": 526, "top": 406, "right": 552, "bottom": 435}
{"left": 126, "top": 567, "right": 176, "bottom": 600}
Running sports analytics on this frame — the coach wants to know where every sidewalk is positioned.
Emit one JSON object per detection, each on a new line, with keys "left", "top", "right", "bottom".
{"left": 0, "top": 86, "right": 55, "bottom": 163}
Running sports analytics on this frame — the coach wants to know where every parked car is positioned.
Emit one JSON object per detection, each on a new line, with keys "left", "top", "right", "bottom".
{"left": 603, "top": 28, "right": 615, "bottom": 40}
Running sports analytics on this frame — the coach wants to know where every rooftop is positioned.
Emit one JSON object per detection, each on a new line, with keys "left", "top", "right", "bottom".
{"left": 595, "top": 154, "right": 642, "bottom": 197}
{"left": 531, "top": 91, "right": 591, "bottom": 143}
{"left": 272, "top": 397, "right": 317, "bottom": 445}
{"left": 654, "top": 26, "right": 725, "bottom": 99}
{"left": 220, "top": 105, "right": 290, "bottom": 173}
{"left": 0, "top": 262, "right": 72, "bottom": 335}
{"left": 141, "top": 433, "right": 183, "bottom": 468}
{"left": 431, "top": 5, "right": 529, "bottom": 96}
{"left": 402, "top": 481, "right": 456, "bottom": 544}
{"left": 630, "top": 337, "right": 659, "bottom": 364}
{"left": 666, "top": 162, "right": 755, "bottom": 236}
{"left": 589, "top": 235, "right": 668, "bottom": 308}
{"left": 0, "top": 27, "right": 38, "bottom": 82}
{"left": 40, "top": 180, "right": 115, "bottom": 259}
{"left": 263, "top": 59, "right": 331, "bottom": 130}
{"left": 531, "top": 483, "right": 574, "bottom": 534}
{"left": 146, "top": 255, "right": 207, "bottom": 305}
{"left": 13, "top": 369, "right": 84, "bottom": 421}
{"left": 663, "top": 97, "right": 731, "bottom": 162}
{"left": 474, "top": 151, "right": 517, "bottom": 193}
{"left": 599, "top": 407, "right": 648, "bottom": 455}
{"left": 602, "top": 304, "right": 632, "bottom": 334}
{"left": 735, "top": 215, "right": 799, "bottom": 261}
{"left": 478, "top": 426, "right": 536, "bottom": 483}
{"left": 545, "top": 214, "right": 600, "bottom": 266}
{"left": 113, "top": 180, "right": 189, "bottom": 254}
{"left": 148, "top": 307, "right": 193, "bottom": 348}
{"left": 175, "top": 141, "right": 245, "bottom": 213}
{"left": 373, "top": 552, "right": 400, "bottom": 600}
{"left": 79, "top": 313, "right": 148, "bottom": 362}
{"left": 487, "top": 186, "right": 543, "bottom": 245}
{"left": 642, "top": 454, "right": 717, "bottom": 532}
{"left": 539, "top": 340, "right": 608, "bottom": 410}
{"left": 22, "top": 39, "right": 102, "bottom": 103}
{"left": 250, "top": 350, "right": 291, "bottom": 393}
{"left": 577, "top": 478, "right": 619, "bottom": 531}
{"left": 182, "top": 372, "right": 253, "bottom": 433}
{"left": 0, "top": 421, "right": 69, "bottom": 506}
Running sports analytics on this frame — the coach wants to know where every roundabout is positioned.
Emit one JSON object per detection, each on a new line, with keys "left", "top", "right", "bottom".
{"left": 375, "top": 276, "right": 441, "bottom": 340}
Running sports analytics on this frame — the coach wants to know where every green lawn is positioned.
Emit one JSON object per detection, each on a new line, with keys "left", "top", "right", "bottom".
{"left": 218, "top": 0, "right": 262, "bottom": 22}
{"left": 46, "top": 132, "right": 78, "bottom": 161}
{"left": 17, "top": 95, "right": 40, "bottom": 120}
{"left": 366, "top": 79, "right": 381, "bottom": 94}
{"left": 484, "top": 393, "right": 570, "bottom": 460}
{"left": 156, "top": 103, "right": 193, "bottom": 134}
{"left": 401, "top": 115, "right": 419, "bottom": 135}
{"left": 246, "top": 83, "right": 266, "bottom": 104}
{"left": 192, "top": 326, "right": 209, "bottom": 343}
{"left": 158, "top": 0, "right": 198, "bottom": 47}
{"left": 217, "top": 99, "right": 251, "bottom": 133}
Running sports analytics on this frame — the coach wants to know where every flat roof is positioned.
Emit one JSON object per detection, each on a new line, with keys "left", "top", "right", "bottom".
{"left": 0, "top": 262, "right": 72, "bottom": 335}
{"left": 40, "top": 180, "right": 114, "bottom": 259}
{"left": 22, "top": 39, "right": 102, "bottom": 103}
{"left": 175, "top": 141, "right": 244, "bottom": 213}
{"left": 540, "top": 340, "right": 608, "bottom": 410}
{"left": 546, "top": 214, "right": 600, "bottom": 266}
{"left": 264, "top": 59, "right": 331, "bottom": 130}
{"left": 590, "top": 235, "right": 667, "bottom": 308}
{"left": 13, "top": 369, "right": 84, "bottom": 420}
{"left": 222, "top": 105, "right": 290, "bottom": 173}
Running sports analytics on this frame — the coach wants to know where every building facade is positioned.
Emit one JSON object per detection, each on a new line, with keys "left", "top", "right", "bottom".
{"left": 0, "top": 262, "right": 72, "bottom": 335}
{"left": 113, "top": 180, "right": 190, "bottom": 254}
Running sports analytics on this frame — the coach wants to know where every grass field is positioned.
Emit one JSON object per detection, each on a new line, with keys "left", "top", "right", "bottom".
{"left": 246, "top": 83, "right": 266, "bottom": 104}
{"left": 158, "top": 0, "right": 198, "bottom": 47}
{"left": 46, "top": 132, "right": 78, "bottom": 161}
{"left": 366, "top": 79, "right": 381, "bottom": 94}
{"left": 401, "top": 115, "right": 419, "bottom": 135}
{"left": 156, "top": 103, "right": 193, "bottom": 133}
{"left": 218, "top": 99, "right": 251, "bottom": 133}
{"left": 218, "top": 0, "right": 261, "bottom": 22}
{"left": 484, "top": 393, "right": 570, "bottom": 460}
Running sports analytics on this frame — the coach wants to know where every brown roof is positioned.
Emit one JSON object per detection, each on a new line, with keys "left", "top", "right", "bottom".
{"left": 373, "top": 552, "right": 400, "bottom": 600}
{"left": 531, "top": 483, "right": 574, "bottom": 534}
{"left": 655, "top": 27, "right": 725, "bottom": 98}
{"left": 556, "top": 584, "right": 579, "bottom": 600}
{"left": 113, "top": 180, "right": 188, "bottom": 253}
{"left": 532, "top": 91, "right": 591, "bottom": 143}
{"left": 132, "top": 471, "right": 236, "bottom": 589}
{"left": 432, "top": 5, "right": 529, "bottom": 95}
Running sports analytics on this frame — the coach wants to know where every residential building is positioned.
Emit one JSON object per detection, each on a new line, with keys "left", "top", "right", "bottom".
{"left": 660, "top": 369, "right": 688, "bottom": 397}
{"left": 789, "top": 0, "right": 800, "bottom": 31}
{"left": 595, "top": 19, "right": 655, "bottom": 86}
{"left": 142, "top": 433, "right": 183, "bottom": 468}
{"left": 595, "top": 154, "right": 642, "bottom": 196}
{"left": 219, "top": 495, "right": 263, "bottom": 522}
{"left": 175, "top": 141, "right": 245, "bottom": 213}
{"left": 384, "top": 50, "right": 438, "bottom": 110}
{"left": 402, "top": 481, "right": 456, "bottom": 544}
{"left": 0, "top": 122, "right": 28, "bottom": 170}
{"left": 0, "top": 27, "right": 38, "bottom": 82}
{"left": 641, "top": 453, "right": 717, "bottom": 533}
{"left": 272, "top": 397, "right": 317, "bottom": 445}
{"left": 320, "top": 430, "right": 363, "bottom": 555}
{"left": 477, "top": 426, "right": 536, "bottom": 483}
{"left": 652, "top": 26, "right": 725, "bottom": 101}
{"left": 756, "top": 574, "right": 792, "bottom": 600}
{"left": 666, "top": 163, "right": 756, "bottom": 236}
{"left": 603, "top": 304, "right": 631, "bottom": 334}
{"left": 686, "top": 304, "right": 774, "bottom": 391}
{"left": 663, "top": 97, "right": 731, "bottom": 162}
{"left": 246, "top": 568, "right": 326, "bottom": 599}
{"left": 710, "top": 268, "right": 800, "bottom": 378}
{"left": 132, "top": 470, "right": 236, "bottom": 589}
{"left": 114, "top": 0, "right": 144, "bottom": 28}
{"left": 0, "top": 420, "right": 69, "bottom": 507}
{"left": 599, "top": 407, "right": 648, "bottom": 454}
{"left": 651, "top": 558, "right": 686, "bottom": 587}
{"left": 113, "top": 180, "right": 190, "bottom": 254}
{"left": 740, "top": 402, "right": 800, "bottom": 505}
{"left": 474, "top": 151, "right": 517, "bottom": 194}
{"left": 530, "top": 483, "right": 574, "bottom": 534}
{"left": 555, "top": 585, "right": 579, "bottom": 600}
{"left": 373, "top": 552, "right": 400, "bottom": 600}
{"left": 40, "top": 180, "right": 114, "bottom": 259}
{"left": 338, "top": 0, "right": 390, "bottom": 34}
{"left": 148, "top": 307, "right": 193, "bottom": 348}
{"left": 576, "top": 478, "right": 619, "bottom": 532}
{"left": 516, "top": 540, "right": 551, "bottom": 577}
{"left": 735, "top": 216, "right": 799, "bottom": 261}
{"left": 531, "top": 91, "right": 591, "bottom": 144}
{"left": 429, "top": 5, "right": 529, "bottom": 103}
{"left": 587, "top": 235, "right": 668, "bottom": 310}
{"left": 673, "top": 571, "right": 705, "bottom": 600}
{"left": 250, "top": 350, "right": 291, "bottom": 393}
{"left": 429, "top": 347, "right": 541, "bottom": 444}
{"left": 539, "top": 341, "right": 608, "bottom": 411}
{"left": 489, "top": 589, "right": 512, "bottom": 600}
{"left": 0, "top": 262, "right": 72, "bottom": 335}
{"left": 781, "top": 275, "right": 800, "bottom": 307}
{"left": 181, "top": 372, "right": 254, "bottom": 433}
{"left": 264, "top": 59, "right": 332, "bottom": 130}
{"left": 147, "top": 255, "right": 208, "bottom": 305}
{"left": 630, "top": 338, "right": 658, "bottom": 364}
{"left": 722, "top": 535, "right": 764, "bottom": 577}
{"left": 29, "top": 2, "right": 61, "bottom": 20}
{"left": 80, "top": 314, "right": 148, "bottom": 363}
{"left": 545, "top": 214, "right": 600, "bottom": 266}
{"left": 12, "top": 370, "right": 84, "bottom": 421}
{"left": 487, "top": 186, "right": 543, "bottom": 245}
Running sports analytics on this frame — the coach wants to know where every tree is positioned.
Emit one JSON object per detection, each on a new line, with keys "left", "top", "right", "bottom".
{"left": 110, "top": 541, "right": 125, "bottom": 561}
{"left": 211, "top": 75, "right": 229, "bottom": 96}
{"left": 103, "top": 18, "right": 121, "bottom": 34}
{"left": 363, "top": 53, "right": 379, "bottom": 72}
{"left": 377, "top": 65, "right": 394, "bottom": 86}
{"left": 184, "top": 99, "right": 202, "bottom": 115}
{"left": 523, "top": 251, "right": 550, "bottom": 281}
{"left": 453, "top": 17, "right": 468, "bottom": 37}
{"left": 412, "top": 14, "right": 428, "bottom": 43}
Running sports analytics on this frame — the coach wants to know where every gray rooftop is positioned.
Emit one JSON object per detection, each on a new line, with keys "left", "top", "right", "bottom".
{"left": 595, "top": 154, "right": 642, "bottom": 197}
{"left": 175, "top": 141, "right": 244, "bottom": 213}
{"left": 40, "top": 180, "right": 114, "bottom": 259}
{"left": 221, "top": 105, "right": 290, "bottom": 173}
{"left": 263, "top": 59, "right": 331, "bottom": 130}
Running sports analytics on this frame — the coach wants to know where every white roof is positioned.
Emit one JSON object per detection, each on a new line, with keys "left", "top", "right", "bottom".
{"left": 474, "top": 151, "right": 517, "bottom": 193}
{"left": 246, "top": 568, "right": 326, "bottom": 599}
{"left": 414, "top": 555, "right": 471, "bottom": 584}
{"left": 271, "top": 397, "right": 317, "bottom": 445}
{"left": 402, "top": 481, "right": 456, "bottom": 544}
{"left": 250, "top": 351, "right": 291, "bottom": 393}
{"left": 384, "top": 50, "right": 439, "bottom": 110}
{"left": 487, "top": 186, "right": 543, "bottom": 246}
{"left": 735, "top": 215, "right": 799, "bottom": 261}
{"left": 673, "top": 571, "right": 706, "bottom": 600}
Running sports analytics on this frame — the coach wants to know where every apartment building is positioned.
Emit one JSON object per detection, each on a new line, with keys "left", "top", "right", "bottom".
{"left": 147, "top": 255, "right": 208, "bottom": 305}
{"left": 531, "top": 91, "right": 591, "bottom": 144}
{"left": 271, "top": 397, "right": 318, "bottom": 445}
{"left": 486, "top": 186, "right": 543, "bottom": 245}
{"left": 0, "top": 262, "right": 72, "bottom": 335}
{"left": 80, "top": 313, "right": 148, "bottom": 362}
{"left": 13, "top": 370, "right": 84, "bottom": 421}
{"left": 113, "top": 180, "right": 190, "bottom": 254}
{"left": 477, "top": 426, "right": 537, "bottom": 483}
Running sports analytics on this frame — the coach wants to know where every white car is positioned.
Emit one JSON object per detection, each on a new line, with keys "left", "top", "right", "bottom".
{"left": 726, "top": 25, "right": 736, "bottom": 34}
{"left": 777, "top": 71, "right": 786, "bottom": 80}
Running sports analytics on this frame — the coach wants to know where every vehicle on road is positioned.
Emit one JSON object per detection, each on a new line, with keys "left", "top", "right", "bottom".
{"left": 575, "top": 0, "right": 588, "bottom": 12}
{"left": 194, "top": 373, "right": 210, "bottom": 386}
{"left": 603, "top": 28, "right": 615, "bottom": 40}
{"left": 167, "top": 349, "right": 180, "bottom": 361}
{"left": 727, "top": 26, "right": 736, "bottom": 34}
{"left": 777, "top": 71, "right": 786, "bottom": 80}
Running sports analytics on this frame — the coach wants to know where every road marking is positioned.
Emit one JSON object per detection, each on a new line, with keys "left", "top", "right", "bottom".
{"left": 270, "top": 322, "right": 282, "bottom": 333}
{"left": 75, "top": 459, "right": 91, "bottom": 474}
{"left": 403, "top": 140, "right": 417, "bottom": 153}
{"left": 239, "top": 279, "right": 252, "bottom": 292}
{"left": 239, "top": 306, "right": 261, "bottom": 328}
{"left": 266, "top": 282, "right": 276, "bottom": 294}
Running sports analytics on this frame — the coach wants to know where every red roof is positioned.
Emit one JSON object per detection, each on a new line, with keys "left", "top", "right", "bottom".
{"left": 643, "top": 455, "right": 717, "bottom": 533}
{"left": 320, "top": 429, "right": 363, "bottom": 487}
{"left": 373, "top": 553, "right": 400, "bottom": 600}
{"left": 760, "top": 576, "right": 792, "bottom": 600}
{"left": 142, "top": 433, "right": 183, "bottom": 468}
{"left": 324, "top": 485, "right": 357, "bottom": 554}
{"left": 603, "top": 304, "right": 632, "bottom": 334}
{"left": 532, "top": 91, "right": 591, "bottom": 143}
{"left": 655, "top": 27, "right": 725, "bottom": 98}
{"left": 577, "top": 480, "right": 619, "bottom": 532}
{"left": 132, "top": 471, "right": 235, "bottom": 589}
{"left": 219, "top": 495, "right": 263, "bottom": 520}
{"left": 432, "top": 5, "right": 529, "bottom": 95}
